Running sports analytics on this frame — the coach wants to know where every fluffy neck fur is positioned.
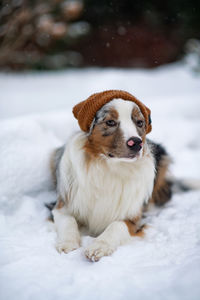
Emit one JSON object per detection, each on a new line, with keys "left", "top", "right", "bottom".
{"left": 59, "top": 132, "right": 155, "bottom": 236}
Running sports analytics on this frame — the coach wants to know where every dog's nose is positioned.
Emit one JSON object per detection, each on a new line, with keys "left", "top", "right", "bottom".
{"left": 126, "top": 137, "right": 142, "bottom": 152}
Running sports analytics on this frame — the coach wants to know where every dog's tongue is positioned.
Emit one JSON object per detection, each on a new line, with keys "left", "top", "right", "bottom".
{"left": 127, "top": 140, "right": 134, "bottom": 146}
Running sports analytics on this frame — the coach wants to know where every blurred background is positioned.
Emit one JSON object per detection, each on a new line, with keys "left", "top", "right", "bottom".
{"left": 0, "top": 0, "right": 200, "bottom": 71}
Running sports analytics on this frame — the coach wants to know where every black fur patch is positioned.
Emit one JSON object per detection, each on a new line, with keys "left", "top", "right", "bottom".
{"left": 45, "top": 202, "right": 56, "bottom": 211}
{"left": 147, "top": 139, "right": 172, "bottom": 206}
{"left": 147, "top": 139, "right": 168, "bottom": 174}
{"left": 148, "top": 114, "right": 152, "bottom": 125}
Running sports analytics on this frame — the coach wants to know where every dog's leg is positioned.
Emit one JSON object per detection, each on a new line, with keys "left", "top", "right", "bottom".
{"left": 52, "top": 199, "right": 81, "bottom": 253}
{"left": 85, "top": 220, "right": 144, "bottom": 262}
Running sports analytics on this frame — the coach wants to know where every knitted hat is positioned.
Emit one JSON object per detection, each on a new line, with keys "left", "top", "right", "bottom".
{"left": 73, "top": 90, "right": 152, "bottom": 134}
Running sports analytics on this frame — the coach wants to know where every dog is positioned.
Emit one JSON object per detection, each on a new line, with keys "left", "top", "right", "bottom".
{"left": 50, "top": 90, "right": 173, "bottom": 262}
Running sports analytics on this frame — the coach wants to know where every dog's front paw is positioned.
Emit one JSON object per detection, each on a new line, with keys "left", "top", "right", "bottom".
{"left": 85, "top": 240, "right": 115, "bottom": 262}
{"left": 56, "top": 240, "right": 80, "bottom": 254}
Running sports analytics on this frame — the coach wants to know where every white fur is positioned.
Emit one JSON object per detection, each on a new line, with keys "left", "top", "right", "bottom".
{"left": 108, "top": 99, "right": 140, "bottom": 141}
{"left": 53, "top": 206, "right": 80, "bottom": 253}
{"left": 58, "top": 131, "right": 155, "bottom": 235}
{"left": 53, "top": 100, "right": 155, "bottom": 260}
{"left": 85, "top": 221, "right": 131, "bottom": 261}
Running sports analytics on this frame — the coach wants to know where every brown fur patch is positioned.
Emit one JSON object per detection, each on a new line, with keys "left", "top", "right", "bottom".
{"left": 124, "top": 219, "right": 146, "bottom": 237}
{"left": 47, "top": 216, "right": 54, "bottom": 222}
{"left": 150, "top": 156, "right": 172, "bottom": 206}
{"left": 84, "top": 126, "right": 116, "bottom": 158}
{"left": 135, "top": 224, "right": 147, "bottom": 237}
{"left": 124, "top": 220, "right": 137, "bottom": 235}
{"left": 105, "top": 107, "right": 119, "bottom": 121}
{"left": 84, "top": 107, "right": 129, "bottom": 159}
{"left": 55, "top": 197, "right": 65, "bottom": 209}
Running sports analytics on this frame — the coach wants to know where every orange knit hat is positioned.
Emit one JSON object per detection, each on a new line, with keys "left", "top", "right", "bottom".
{"left": 73, "top": 90, "right": 152, "bottom": 134}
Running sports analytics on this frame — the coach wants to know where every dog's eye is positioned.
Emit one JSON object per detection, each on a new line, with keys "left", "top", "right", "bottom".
{"left": 136, "top": 120, "right": 144, "bottom": 127}
{"left": 106, "top": 120, "right": 117, "bottom": 127}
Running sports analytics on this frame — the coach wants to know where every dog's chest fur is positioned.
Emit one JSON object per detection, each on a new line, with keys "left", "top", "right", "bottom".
{"left": 58, "top": 132, "right": 155, "bottom": 236}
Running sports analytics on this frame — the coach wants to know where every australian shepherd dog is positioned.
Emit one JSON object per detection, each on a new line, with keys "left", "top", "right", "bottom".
{"left": 50, "top": 92, "right": 173, "bottom": 262}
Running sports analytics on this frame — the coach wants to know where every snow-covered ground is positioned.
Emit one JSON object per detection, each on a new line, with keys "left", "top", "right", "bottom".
{"left": 0, "top": 62, "right": 200, "bottom": 300}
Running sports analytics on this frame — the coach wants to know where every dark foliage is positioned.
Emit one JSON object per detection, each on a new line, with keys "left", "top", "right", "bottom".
{"left": 0, "top": 0, "right": 199, "bottom": 70}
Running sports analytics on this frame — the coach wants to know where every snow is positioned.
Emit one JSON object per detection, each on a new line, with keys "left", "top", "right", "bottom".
{"left": 0, "top": 62, "right": 200, "bottom": 300}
